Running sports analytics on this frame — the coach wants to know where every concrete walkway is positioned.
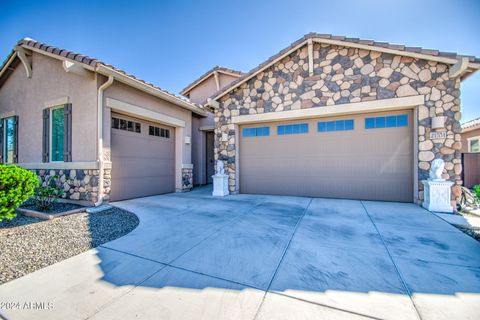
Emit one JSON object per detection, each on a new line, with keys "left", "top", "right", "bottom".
{"left": 1, "top": 186, "right": 479, "bottom": 320}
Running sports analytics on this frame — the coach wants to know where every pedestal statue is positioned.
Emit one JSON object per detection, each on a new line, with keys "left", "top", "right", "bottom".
{"left": 421, "top": 159, "right": 454, "bottom": 213}
{"left": 212, "top": 160, "right": 229, "bottom": 196}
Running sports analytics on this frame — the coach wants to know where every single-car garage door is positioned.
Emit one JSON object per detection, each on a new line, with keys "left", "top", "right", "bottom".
{"left": 239, "top": 110, "right": 413, "bottom": 202}
{"left": 110, "top": 113, "right": 175, "bottom": 201}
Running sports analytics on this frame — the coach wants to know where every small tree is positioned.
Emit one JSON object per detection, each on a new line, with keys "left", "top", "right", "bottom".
{"left": 0, "top": 165, "right": 38, "bottom": 221}
{"left": 32, "top": 175, "right": 65, "bottom": 212}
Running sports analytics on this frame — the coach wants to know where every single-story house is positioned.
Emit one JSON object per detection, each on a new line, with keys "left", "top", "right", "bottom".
{"left": 0, "top": 38, "right": 209, "bottom": 204}
{"left": 461, "top": 117, "right": 480, "bottom": 153}
{"left": 204, "top": 33, "right": 480, "bottom": 205}
{"left": 1, "top": 33, "right": 479, "bottom": 207}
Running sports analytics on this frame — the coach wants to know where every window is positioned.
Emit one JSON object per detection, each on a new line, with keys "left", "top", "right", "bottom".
{"left": 318, "top": 120, "right": 354, "bottom": 132}
{"left": 149, "top": 125, "right": 170, "bottom": 138}
{"left": 51, "top": 107, "right": 64, "bottom": 162}
{"left": 469, "top": 138, "right": 480, "bottom": 152}
{"left": 365, "top": 114, "right": 408, "bottom": 129}
{"left": 242, "top": 126, "right": 270, "bottom": 137}
{"left": 277, "top": 123, "right": 308, "bottom": 135}
{"left": 43, "top": 104, "right": 71, "bottom": 163}
{"left": 1, "top": 117, "right": 16, "bottom": 163}
{"left": 112, "top": 117, "right": 141, "bottom": 133}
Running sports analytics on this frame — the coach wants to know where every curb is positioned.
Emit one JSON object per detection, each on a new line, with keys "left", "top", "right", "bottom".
{"left": 15, "top": 207, "right": 86, "bottom": 220}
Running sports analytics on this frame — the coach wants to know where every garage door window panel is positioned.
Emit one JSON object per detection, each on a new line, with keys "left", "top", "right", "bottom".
{"left": 149, "top": 125, "right": 171, "bottom": 138}
{"left": 318, "top": 120, "right": 354, "bottom": 132}
{"left": 112, "top": 117, "right": 141, "bottom": 133}
{"left": 365, "top": 115, "right": 408, "bottom": 129}
{"left": 242, "top": 126, "right": 270, "bottom": 137}
{"left": 277, "top": 123, "right": 308, "bottom": 135}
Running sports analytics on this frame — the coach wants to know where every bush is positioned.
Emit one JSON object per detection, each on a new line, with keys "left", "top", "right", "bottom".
{"left": 0, "top": 165, "right": 39, "bottom": 221}
{"left": 32, "top": 175, "right": 65, "bottom": 212}
{"left": 473, "top": 185, "right": 480, "bottom": 200}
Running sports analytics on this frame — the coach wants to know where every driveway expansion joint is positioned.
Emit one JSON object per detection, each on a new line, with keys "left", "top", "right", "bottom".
{"left": 360, "top": 201, "right": 423, "bottom": 320}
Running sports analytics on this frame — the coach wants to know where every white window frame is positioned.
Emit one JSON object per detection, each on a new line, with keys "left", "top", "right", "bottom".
{"left": 467, "top": 136, "right": 480, "bottom": 152}
{"left": 49, "top": 105, "right": 65, "bottom": 163}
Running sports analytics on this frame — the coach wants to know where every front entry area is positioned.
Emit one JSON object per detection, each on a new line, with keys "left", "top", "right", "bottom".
{"left": 206, "top": 131, "right": 215, "bottom": 183}
{"left": 110, "top": 113, "right": 175, "bottom": 201}
{"left": 239, "top": 110, "right": 413, "bottom": 202}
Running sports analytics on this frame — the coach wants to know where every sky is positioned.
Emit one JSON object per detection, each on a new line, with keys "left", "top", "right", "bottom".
{"left": 1, "top": 0, "right": 479, "bottom": 122}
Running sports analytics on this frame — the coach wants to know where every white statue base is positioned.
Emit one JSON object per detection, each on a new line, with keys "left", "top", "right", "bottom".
{"left": 422, "top": 180, "right": 454, "bottom": 213}
{"left": 212, "top": 175, "right": 229, "bottom": 197}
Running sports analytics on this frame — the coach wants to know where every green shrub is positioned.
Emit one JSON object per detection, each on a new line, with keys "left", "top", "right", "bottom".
{"left": 32, "top": 175, "right": 65, "bottom": 212}
{"left": 0, "top": 165, "right": 39, "bottom": 221}
{"left": 473, "top": 185, "right": 480, "bottom": 200}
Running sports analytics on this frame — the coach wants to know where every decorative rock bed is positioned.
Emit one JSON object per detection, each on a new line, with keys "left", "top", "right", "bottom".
{"left": 0, "top": 207, "right": 139, "bottom": 284}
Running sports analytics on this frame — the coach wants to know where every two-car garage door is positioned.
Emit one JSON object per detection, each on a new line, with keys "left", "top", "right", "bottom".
{"left": 110, "top": 113, "right": 175, "bottom": 201}
{"left": 239, "top": 110, "right": 413, "bottom": 202}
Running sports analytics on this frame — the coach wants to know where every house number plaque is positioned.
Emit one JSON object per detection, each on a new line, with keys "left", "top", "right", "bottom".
{"left": 429, "top": 131, "right": 447, "bottom": 139}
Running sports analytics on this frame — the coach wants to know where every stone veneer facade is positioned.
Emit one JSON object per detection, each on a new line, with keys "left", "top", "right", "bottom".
{"left": 33, "top": 168, "right": 111, "bottom": 203}
{"left": 182, "top": 167, "right": 194, "bottom": 191}
{"left": 214, "top": 43, "right": 463, "bottom": 203}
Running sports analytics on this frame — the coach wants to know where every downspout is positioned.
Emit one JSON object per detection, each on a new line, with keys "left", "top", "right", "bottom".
{"left": 95, "top": 75, "right": 114, "bottom": 206}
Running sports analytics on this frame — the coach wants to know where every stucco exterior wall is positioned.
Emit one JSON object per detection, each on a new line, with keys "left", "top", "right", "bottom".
{"left": 0, "top": 52, "right": 98, "bottom": 162}
{"left": 461, "top": 128, "right": 480, "bottom": 153}
{"left": 188, "top": 73, "right": 239, "bottom": 104}
{"left": 214, "top": 43, "right": 463, "bottom": 203}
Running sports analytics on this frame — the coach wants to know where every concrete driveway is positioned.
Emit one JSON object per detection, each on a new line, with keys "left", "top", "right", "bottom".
{"left": 1, "top": 186, "right": 480, "bottom": 320}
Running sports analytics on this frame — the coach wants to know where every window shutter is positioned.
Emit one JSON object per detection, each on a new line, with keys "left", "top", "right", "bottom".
{"left": 13, "top": 116, "right": 19, "bottom": 163}
{"left": 0, "top": 119, "right": 3, "bottom": 164}
{"left": 42, "top": 108, "right": 50, "bottom": 162}
{"left": 63, "top": 103, "right": 72, "bottom": 162}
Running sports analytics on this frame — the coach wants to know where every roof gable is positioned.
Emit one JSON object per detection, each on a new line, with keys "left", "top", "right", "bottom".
{"left": 206, "top": 33, "right": 480, "bottom": 105}
{"left": 180, "top": 66, "right": 243, "bottom": 96}
{"left": 0, "top": 38, "right": 207, "bottom": 116}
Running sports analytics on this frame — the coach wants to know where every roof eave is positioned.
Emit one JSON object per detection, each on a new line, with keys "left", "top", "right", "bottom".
{"left": 207, "top": 35, "right": 480, "bottom": 104}
{"left": 97, "top": 64, "right": 207, "bottom": 116}
{"left": 21, "top": 43, "right": 97, "bottom": 71}
{"left": 180, "top": 68, "right": 242, "bottom": 96}
{"left": 462, "top": 124, "right": 480, "bottom": 133}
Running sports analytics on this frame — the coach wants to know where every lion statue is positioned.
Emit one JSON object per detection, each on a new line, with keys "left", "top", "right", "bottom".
{"left": 429, "top": 158, "right": 445, "bottom": 181}
{"left": 216, "top": 160, "right": 225, "bottom": 175}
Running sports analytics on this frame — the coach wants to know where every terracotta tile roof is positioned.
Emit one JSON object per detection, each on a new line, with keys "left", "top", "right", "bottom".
{"left": 0, "top": 38, "right": 205, "bottom": 114}
{"left": 180, "top": 65, "right": 244, "bottom": 96}
{"left": 205, "top": 32, "right": 480, "bottom": 104}
{"left": 462, "top": 117, "right": 480, "bottom": 131}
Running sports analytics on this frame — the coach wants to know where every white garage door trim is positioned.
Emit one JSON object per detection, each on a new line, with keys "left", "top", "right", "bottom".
{"left": 106, "top": 97, "right": 185, "bottom": 127}
{"left": 232, "top": 95, "right": 425, "bottom": 124}
{"left": 233, "top": 96, "right": 422, "bottom": 202}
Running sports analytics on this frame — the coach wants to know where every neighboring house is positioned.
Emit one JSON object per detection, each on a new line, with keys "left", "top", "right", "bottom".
{"left": 180, "top": 66, "right": 243, "bottom": 185}
{"left": 461, "top": 117, "right": 480, "bottom": 153}
{"left": 205, "top": 33, "right": 480, "bottom": 204}
{"left": 0, "top": 38, "right": 208, "bottom": 204}
{"left": 461, "top": 117, "right": 480, "bottom": 188}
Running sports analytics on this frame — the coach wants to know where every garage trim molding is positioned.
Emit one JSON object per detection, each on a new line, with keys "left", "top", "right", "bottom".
{"left": 106, "top": 97, "right": 186, "bottom": 128}
{"left": 232, "top": 95, "right": 425, "bottom": 125}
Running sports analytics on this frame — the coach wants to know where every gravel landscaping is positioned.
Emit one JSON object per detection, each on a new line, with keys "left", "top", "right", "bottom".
{"left": 0, "top": 207, "right": 139, "bottom": 284}
{"left": 459, "top": 227, "right": 480, "bottom": 241}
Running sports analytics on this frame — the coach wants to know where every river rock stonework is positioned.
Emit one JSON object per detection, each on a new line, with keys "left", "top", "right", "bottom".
{"left": 182, "top": 167, "right": 193, "bottom": 191}
{"left": 214, "top": 43, "right": 462, "bottom": 204}
{"left": 33, "top": 169, "right": 101, "bottom": 203}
